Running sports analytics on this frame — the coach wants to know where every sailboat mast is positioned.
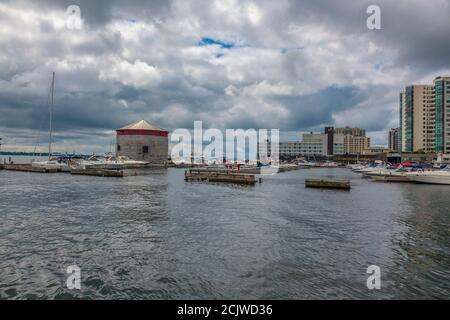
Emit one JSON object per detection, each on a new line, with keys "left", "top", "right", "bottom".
{"left": 49, "top": 72, "right": 55, "bottom": 160}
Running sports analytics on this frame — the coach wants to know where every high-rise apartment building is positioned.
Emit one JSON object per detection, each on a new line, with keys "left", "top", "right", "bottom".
{"left": 400, "top": 76, "right": 450, "bottom": 153}
{"left": 434, "top": 76, "right": 450, "bottom": 153}
{"left": 388, "top": 128, "right": 400, "bottom": 152}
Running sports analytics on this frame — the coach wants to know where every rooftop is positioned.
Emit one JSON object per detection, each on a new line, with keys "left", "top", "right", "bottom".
{"left": 117, "top": 120, "right": 167, "bottom": 132}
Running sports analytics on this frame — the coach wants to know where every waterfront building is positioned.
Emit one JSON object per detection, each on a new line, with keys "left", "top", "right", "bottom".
{"left": 279, "top": 141, "right": 302, "bottom": 158}
{"left": 333, "top": 133, "right": 345, "bottom": 155}
{"left": 400, "top": 84, "right": 435, "bottom": 153}
{"left": 299, "top": 133, "right": 328, "bottom": 156}
{"left": 334, "top": 126, "right": 366, "bottom": 137}
{"left": 362, "top": 146, "right": 391, "bottom": 155}
{"left": 279, "top": 133, "right": 328, "bottom": 158}
{"left": 388, "top": 128, "right": 400, "bottom": 152}
{"left": 333, "top": 127, "right": 370, "bottom": 154}
{"left": 399, "top": 76, "right": 450, "bottom": 153}
{"left": 279, "top": 126, "right": 369, "bottom": 159}
{"left": 279, "top": 131, "right": 345, "bottom": 158}
{"left": 343, "top": 135, "right": 370, "bottom": 155}
{"left": 434, "top": 76, "right": 450, "bottom": 153}
{"left": 116, "top": 120, "right": 169, "bottom": 164}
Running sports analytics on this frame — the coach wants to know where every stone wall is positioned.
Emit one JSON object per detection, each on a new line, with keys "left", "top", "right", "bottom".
{"left": 116, "top": 134, "right": 168, "bottom": 164}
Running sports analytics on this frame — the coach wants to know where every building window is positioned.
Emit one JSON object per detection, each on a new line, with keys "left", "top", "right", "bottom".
{"left": 117, "top": 145, "right": 121, "bottom": 151}
{"left": 143, "top": 146, "right": 149, "bottom": 153}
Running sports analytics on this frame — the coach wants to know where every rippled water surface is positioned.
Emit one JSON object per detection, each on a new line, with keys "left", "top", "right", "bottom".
{"left": 0, "top": 167, "right": 449, "bottom": 299}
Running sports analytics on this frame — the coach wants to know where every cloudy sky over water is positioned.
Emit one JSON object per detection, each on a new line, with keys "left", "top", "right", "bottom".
{"left": 0, "top": 0, "right": 449, "bottom": 153}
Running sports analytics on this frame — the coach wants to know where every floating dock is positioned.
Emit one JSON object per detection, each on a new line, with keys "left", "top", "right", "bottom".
{"left": 305, "top": 178, "right": 351, "bottom": 190}
{"left": 185, "top": 169, "right": 259, "bottom": 185}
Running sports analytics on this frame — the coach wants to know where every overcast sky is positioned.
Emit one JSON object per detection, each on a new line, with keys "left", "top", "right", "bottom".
{"left": 0, "top": 0, "right": 449, "bottom": 153}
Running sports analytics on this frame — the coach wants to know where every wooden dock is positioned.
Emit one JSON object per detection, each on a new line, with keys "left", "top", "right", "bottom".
{"left": 1, "top": 163, "right": 59, "bottom": 173}
{"left": 305, "top": 178, "right": 351, "bottom": 190}
{"left": 185, "top": 169, "right": 258, "bottom": 185}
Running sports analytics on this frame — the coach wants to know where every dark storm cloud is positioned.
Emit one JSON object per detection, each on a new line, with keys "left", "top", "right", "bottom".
{"left": 19, "top": 0, "right": 172, "bottom": 27}
{"left": 276, "top": 86, "right": 368, "bottom": 131}
{"left": 285, "top": 0, "right": 450, "bottom": 72}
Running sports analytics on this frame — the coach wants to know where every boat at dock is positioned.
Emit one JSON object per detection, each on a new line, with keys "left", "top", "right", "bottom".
{"left": 32, "top": 158, "right": 71, "bottom": 172}
{"left": 31, "top": 72, "right": 71, "bottom": 172}
{"left": 68, "top": 154, "right": 150, "bottom": 170}
{"left": 368, "top": 171, "right": 411, "bottom": 182}
{"left": 405, "top": 168, "right": 450, "bottom": 185}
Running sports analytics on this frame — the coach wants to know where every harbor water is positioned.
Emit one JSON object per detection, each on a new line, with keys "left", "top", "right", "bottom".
{"left": 0, "top": 166, "right": 449, "bottom": 299}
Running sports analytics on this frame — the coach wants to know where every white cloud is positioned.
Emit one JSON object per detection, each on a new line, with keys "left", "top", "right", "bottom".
{"left": 0, "top": 0, "right": 449, "bottom": 152}
{"left": 99, "top": 59, "right": 161, "bottom": 88}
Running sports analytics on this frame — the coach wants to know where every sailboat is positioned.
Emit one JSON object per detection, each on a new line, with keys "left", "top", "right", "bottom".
{"left": 32, "top": 72, "right": 70, "bottom": 172}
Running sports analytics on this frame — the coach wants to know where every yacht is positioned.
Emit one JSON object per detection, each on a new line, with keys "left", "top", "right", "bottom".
{"left": 354, "top": 163, "right": 385, "bottom": 173}
{"left": 367, "top": 167, "right": 411, "bottom": 182}
{"left": 32, "top": 157, "right": 71, "bottom": 172}
{"left": 405, "top": 167, "right": 450, "bottom": 185}
{"left": 297, "top": 160, "right": 317, "bottom": 167}
{"left": 69, "top": 155, "right": 125, "bottom": 170}
{"left": 69, "top": 154, "right": 150, "bottom": 170}
{"left": 113, "top": 155, "right": 149, "bottom": 168}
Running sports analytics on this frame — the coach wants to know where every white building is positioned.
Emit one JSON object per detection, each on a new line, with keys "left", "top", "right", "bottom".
{"left": 279, "top": 132, "right": 345, "bottom": 158}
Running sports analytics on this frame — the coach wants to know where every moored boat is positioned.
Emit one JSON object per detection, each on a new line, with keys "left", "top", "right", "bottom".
{"left": 369, "top": 171, "right": 411, "bottom": 182}
{"left": 405, "top": 169, "right": 450, "bottom": 185}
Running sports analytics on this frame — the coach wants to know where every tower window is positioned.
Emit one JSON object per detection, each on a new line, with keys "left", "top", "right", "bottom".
{"left": 143, "top": 146, "right": 149, "bottom": 153}
{"left": 117, "top": 145, "right": 121, "bottom": 151}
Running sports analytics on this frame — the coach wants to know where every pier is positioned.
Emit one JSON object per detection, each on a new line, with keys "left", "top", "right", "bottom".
{"left": 185, "top": 169, "right": 259, "bottom": 185}
{"left": 1, "top": 163, "right": 59, "bottom": 173}
{"left": 70, "top": 168, "right": 125, "bottom": 177}
{"left": 305, "top": 178, "right": 351, "bottom": 190}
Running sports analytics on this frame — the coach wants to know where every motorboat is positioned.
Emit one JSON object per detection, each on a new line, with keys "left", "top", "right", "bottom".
{"left": 368, "top": 169, "right": 411, "bottom": 182}
{"left": 31, "top": 157, "right": 70, "bottom": 172}
{"left": 405, "top": 167, "right": 450, "bottom": 185}
{"left": 320, "top": 161, "right": 339, "bottom": 168}
{"left": 347, "top": 164, "right": 365, "bottom": 171}
{"left": 354, "top": 164, "right": 385, "bottom": 174}
{"left": 297, "top": 160, "right": 317, "bottom": 167}
{"left": 362, "top": 165, "right": 402, "bottom": 177}
{"left": 69, "top": 155, "right": 125, "bottom": 170}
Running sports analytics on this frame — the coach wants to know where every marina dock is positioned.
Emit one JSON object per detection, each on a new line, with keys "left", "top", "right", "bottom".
{"left": 305, "top": 178, "right": 351, "bottom": 190}
{"left": 1, "top": 163, "right": 59, "bottom": 173}
{"left": 185, "top": 169, "right": 259, "bottom": 185}
{"left": 70, "top": 168, "right": 125, "bottom": 177}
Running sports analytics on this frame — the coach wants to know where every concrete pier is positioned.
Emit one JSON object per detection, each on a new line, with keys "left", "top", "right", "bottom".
{"left": 305, "top": 178, "right": 351, "bottom": 190}
{"left": 2, "top": 164, "right": 59, "bottom": 173}
{"left": 70, "top": 169, "right": 125, "bottom": 177}
{"left": 185, "top": 169, "right": 258, "bottom": 185}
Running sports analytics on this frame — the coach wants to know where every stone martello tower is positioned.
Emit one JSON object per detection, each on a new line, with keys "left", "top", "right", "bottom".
{"left": 116, "top": 120, "right": 168, "bottom": 164}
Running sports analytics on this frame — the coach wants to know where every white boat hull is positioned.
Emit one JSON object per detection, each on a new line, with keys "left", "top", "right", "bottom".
{"left": 407, "top": 174, "right": 450, "bottom": 185}
{"left": 32, "top": 161, "right": 70, "bottom": 172}
{"left": 370, "top": 174, "right": 411, "bottom": 183}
